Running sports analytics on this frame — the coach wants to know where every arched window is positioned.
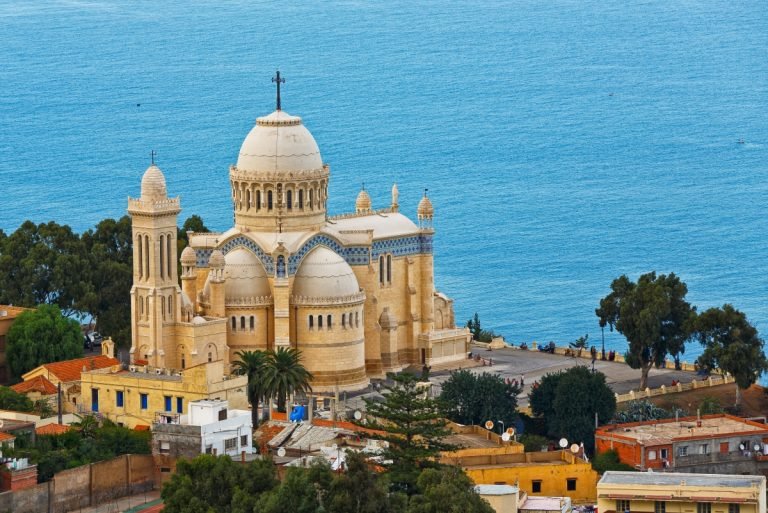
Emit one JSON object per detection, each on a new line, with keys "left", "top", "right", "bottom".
{"left": 250, "top": 316, "right": 255, "bottom": 330}
{"left": 140, "top": 296, "right": 144, "bottom": 315}
{"left": 161, "top": 296, "right": 166, "bottom": 320}
{"left": 356, "top": 311, "right": 360, "bottom": 327}
{"left": 246, "top": 189, "right": 251, "bottom": 209}
{"left": 327, "top": 315, "right": 332, "bottom": 329}
{"left": 256, "top": 190, "right": 261, "bottom": 211}
{"left": 287, "top": 190, "right": 293, "bottom": 210}
{"left": 181, "top": 354, "right": 186, "bottom": 369}
{"left": 318, "top": 315, "right": 323, "bottom": 329}
{"left": 379, "top": 256, "right": 385, "bottom": 284}
{"left": 231, "top": 316, "right": 237, "bottom": 331}
{"left": 387, "top": 255, "right": 392, "bottom": 283}
{"left": 309, "top": 189, "right": 314, "bottom": 209}
{"left": 298, "top": 189, "right": 304, "bottom": 209}
{"left": 342, "top": 313, "right": 346, "bottom": 328}
{"left": 167, "top": 234, "right": 173, "bottom": 278}
{"left": 309, "top": 315, "right": 314, "bottom": 329}
{"left": 267, "top": 190, "right": 273, "bottom": 210}
{"left": 144, "top": 236, "right": 150, "bottom": 279}
{"left": 168, "top": 294, "right": 173, "bottom": 315}
{"left": 137, "top": 235, "right": 143, "bottom": 278}
{"left": 240, "top": 316, "right": 245, "bottom": 330}
{"left": 208, "top": 352, "right": 212, "bottom": 363}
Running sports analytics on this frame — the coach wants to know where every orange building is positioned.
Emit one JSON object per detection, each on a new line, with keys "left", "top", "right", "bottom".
{"left": 595, "top": 414, "right": 768, "bottom": 474}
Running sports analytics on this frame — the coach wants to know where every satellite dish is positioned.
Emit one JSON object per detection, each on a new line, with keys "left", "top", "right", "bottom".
{"left": 354, "top": 410, "right": 362, "bottom": 420}
{"left": 559, "top": 438, "right": 568, "bottom": 448}
{"left": 570, "top": 443, "right": 580, "bottom": 454}
{"left": 277, "top": 447, "right": 286, "bottom": 457}
{"left": 501, "top": 433, "right": 511, "bottom": 442}
{"left": 485, "top": 420, "right": 495, "bottom": 430}
{"left": 506, "top": 427, "right": 516, "bottom": 436}
{"left": 754, "top": 444, "right": 761, "bottom": 452}
{"left": 740, "top": 444, "right": 745, "bottom": 451}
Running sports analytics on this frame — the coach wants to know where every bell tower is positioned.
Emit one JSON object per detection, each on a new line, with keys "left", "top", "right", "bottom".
{"left": 128, "top": 160, "right": 182, "bottom": 368}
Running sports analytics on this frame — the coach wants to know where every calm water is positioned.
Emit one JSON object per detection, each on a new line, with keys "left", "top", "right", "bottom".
{"left": 1, "top": 1, "right": 766, "bottom": 367}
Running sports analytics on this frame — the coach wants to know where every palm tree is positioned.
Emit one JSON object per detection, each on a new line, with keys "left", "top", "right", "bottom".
{"left": 263, "top": 347, "right": 313, "bottom": 413}
{"left": 232, "top": 350, "right": 268, "bottom": 427}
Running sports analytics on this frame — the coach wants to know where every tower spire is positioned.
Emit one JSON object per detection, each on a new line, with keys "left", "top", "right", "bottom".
{"left": 272, "top": 70, "right": 285, "bottom": 111}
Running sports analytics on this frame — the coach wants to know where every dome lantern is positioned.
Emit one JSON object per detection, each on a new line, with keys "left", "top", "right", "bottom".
{"left": 355, "top": 186, "right": 372, "bottom": 214}
{"left": 417, "top": 189, "right": 434, "bottom": 228}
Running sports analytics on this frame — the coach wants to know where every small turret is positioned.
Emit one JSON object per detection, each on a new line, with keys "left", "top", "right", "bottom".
{"left": 355, "top": 187, "right": 372, "bottom": 214}
{"left": 209, "top": 250, "right": 226, "bottom": 317}
{"left": 417, "top": 190, "right": 434, "bottom": 228}
{"left": 391, "top": 183, "right": 399, "bottom": 212}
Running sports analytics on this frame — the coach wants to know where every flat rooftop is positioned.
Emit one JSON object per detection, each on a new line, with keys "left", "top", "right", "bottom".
{"left": 600, "top": 471, "right": 765, "bottom": 488}
{"left": 445, "top": 432, "right": 500, "bottom": 449}
{"left": 597, "top": 414, "right": 768, "bottom": 445}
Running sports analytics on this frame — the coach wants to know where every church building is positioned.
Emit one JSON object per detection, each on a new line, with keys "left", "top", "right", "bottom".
{"left": 128, "top": 76, "right": 469, "bottom": 392}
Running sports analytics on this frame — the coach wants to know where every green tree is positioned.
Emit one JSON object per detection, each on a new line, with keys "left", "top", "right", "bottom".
{"left": 263, "top": 347, "right": 313, "bottom": 413}
{"left": 162, "top": 455, "right": 278, "bottom": 513}
{"left": 466, "top": 313, "right": 482, "bottom": 340}
{"left": 6, "top": 304, "right": 83, "bottom": 381}
{"left": 0, "top": 386, "right": 34, "bottom": 412}
{"left": 529, "top": 366, "right": 616, "bottom": 454}
{"left": 439, "top": 370, "right": 519, "bottom": 428}
{"left": 407, "top": 466, "right": 494, "bottom": 513}
{"left": 592, "top": 449, "right": 635, "bottom": 473}
{"left": 257, "top": 466, "right": 324, "bottom": 513}
{"left": 0, "top": 221, "right": 92, "bottom": 317}
{"left": 81, "top": 216, "right": 133, "bottom": 347}
{"left": 326, "top": 451, "right": 394, "bottom": 513}
{"left": 361, "top": 372, "right": 456, "bottom": 495}
{"left": 693, "top": 304, "right": 768, "bottom": 407}
{"left": 232, "top": 350, "right": 268, "bottom": 427}
{"left": 596, "top": 272, "right": 695, "bottom": 390}
{"left": 518, "top": 434, "right": 549, "bottom": 452}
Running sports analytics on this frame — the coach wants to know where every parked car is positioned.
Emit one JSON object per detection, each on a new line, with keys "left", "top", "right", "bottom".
{"left": 84, "top": 332, "right": 103, "bottom": 350}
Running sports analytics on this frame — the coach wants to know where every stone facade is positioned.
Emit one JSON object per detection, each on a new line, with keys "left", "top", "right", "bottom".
{"left": 128, "top": 97, "right": 470, "bottom": 392}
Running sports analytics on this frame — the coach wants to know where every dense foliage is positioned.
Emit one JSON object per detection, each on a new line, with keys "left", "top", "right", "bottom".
{"left": 0, "top": 386, "right": 35, "bottom": 412}
{"left": 518, "top": 434, "right": 549, "bottom": 453}
{"left": 592, "top": 449, "right": 636, "bottom": 473}
{"left": 693, "top": 304, "right": 768, "bottom": 406}
{"left": 0, "top": 215, "right": 207, "bottom": 349}
{"left": 596, "top": 272, "right": 695, "bottom": 389}
{"left": 529, "top": 366, "right": 616, "bottom": 453}
{"left": 162, "top": 452, "right": 493, "bottom": 513}
{"left": 362, "top": 372, "right": 456, "bottom": 495}
{"left": 11, "top": 417, "right": 151, "bottom": 482}
{"left": 6, "top": 304, "right": 83, "bottom": 380}
{"left": 465, "top": 313, "right": 497, "bottom": 343}
{"left": 439, "top": 370, "right": 519, "bottom": 428}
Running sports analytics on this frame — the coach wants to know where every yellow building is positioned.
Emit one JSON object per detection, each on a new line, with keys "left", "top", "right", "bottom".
{"left": 597, "top": 471, "right": 766, "bottom": 513}
{"left": 0, "top": 305, "right": 33, "bottom": 384}
{"left": 441, "top": 425, "right": 598, "bottom": 504}
{"left": 79, "top": 359, "right": 248, "bottom": 429}
{"left": 128, "top": 76, "right": 469, "bottom": 392}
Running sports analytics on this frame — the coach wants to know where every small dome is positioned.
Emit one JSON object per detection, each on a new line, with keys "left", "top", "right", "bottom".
{"left": 192, "top": 316, "right": 207, "bottom": 325}
{"left": 355, "top": 189, "right": 372, "bottom": 214}
{"left": 379, "top": 307, "right": 397, "bottom": 329}
{"left": 417, "top": 195, "right": 434, "bottom": 218}
{"left": 293, "top": 246, "right": 360, "bottom": 299}
{"left": 140, "top": 164, "right": 167, "bottom": 201}
{"left": 224, "top": 248, "right": 271, "bottom": 300}
{"left": 181, "top": 246, "right": 197, "bottom": 265}
{"left": 236, "top": 110, "right": 323, "bottom": 173}
{"left": 209, "top": 250, "right": 225, "bottom": 269}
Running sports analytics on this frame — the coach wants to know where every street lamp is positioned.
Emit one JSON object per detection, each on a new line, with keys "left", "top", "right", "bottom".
{"left": 497, "top": 420, "right": 505, "bottom": 435}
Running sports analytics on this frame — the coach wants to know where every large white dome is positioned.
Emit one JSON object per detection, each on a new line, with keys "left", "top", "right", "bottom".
{"left": 223, "top": 248, "right": 271, "bottom": 300}
{"left": 236, "top": 110, "right": 323, "bottom": 173}
{"left": 293, "top": 246, "right": 360, "bottom": 299}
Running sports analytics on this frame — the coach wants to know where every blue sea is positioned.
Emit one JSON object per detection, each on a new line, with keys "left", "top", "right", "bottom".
{"left": 1, "top": 1, "right": 766, "bottom": 368}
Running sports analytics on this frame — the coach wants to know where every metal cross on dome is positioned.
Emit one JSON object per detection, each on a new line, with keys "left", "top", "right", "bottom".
{"left": 272, "top": 70, "right": 285, "bottom": 111}
{"left": 150, "top": 150, "right": 156, "bottom": 165}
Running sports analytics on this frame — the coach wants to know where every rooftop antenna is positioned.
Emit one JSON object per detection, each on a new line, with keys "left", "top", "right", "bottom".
{"left": 272, "top": 70, "right": 285, "bottom": 111}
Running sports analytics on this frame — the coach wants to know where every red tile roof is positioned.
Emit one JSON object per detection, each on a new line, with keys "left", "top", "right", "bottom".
{"left": 36, "top": 423, "right": 71, "bottom": 436}
{"left": 11, "top": 376, "right": 58, "bottom": 395}
{"left": 0, "top": 432, "right": 15, "bottom": 443}
{"left": 42, "top": 355, "right": 119, "bottom": 382}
